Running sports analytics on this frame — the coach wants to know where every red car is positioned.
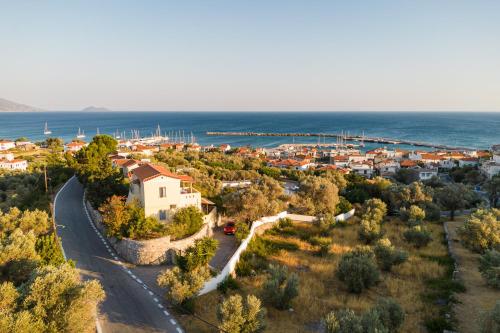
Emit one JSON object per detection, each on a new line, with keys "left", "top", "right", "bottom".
{"left": 223, "top": 222, "right": 236, "bottom": 235}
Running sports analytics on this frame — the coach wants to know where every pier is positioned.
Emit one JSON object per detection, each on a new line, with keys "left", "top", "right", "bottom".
{"left": 206, "top": 131, "right": 473, "bottom": 150}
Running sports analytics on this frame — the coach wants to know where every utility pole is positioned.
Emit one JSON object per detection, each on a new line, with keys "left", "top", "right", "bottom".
{"left": 44, "top": 164, "right": 48, "bottom": 193}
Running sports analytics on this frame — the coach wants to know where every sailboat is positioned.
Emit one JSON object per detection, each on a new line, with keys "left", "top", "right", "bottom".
{"left": 76, "top": 128, "right": 86, "bottom": 139}
{"left": 43, "top": 122, "right": 52, "bottom": 135}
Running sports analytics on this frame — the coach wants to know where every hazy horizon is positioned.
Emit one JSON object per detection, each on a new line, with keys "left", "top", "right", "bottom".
{"left": 2, "top": 1, "right": 500, "bottom": 111}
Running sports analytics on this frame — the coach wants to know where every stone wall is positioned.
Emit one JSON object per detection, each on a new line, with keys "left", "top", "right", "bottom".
{"left": 84, "top": 198, "right": 218, "bottom": 265}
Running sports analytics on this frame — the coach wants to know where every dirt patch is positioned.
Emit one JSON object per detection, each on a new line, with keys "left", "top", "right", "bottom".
{"left": 446, "top": 220, "right": 500, "bottom": 333}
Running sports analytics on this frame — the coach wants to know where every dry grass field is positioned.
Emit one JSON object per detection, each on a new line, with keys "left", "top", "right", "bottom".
{"left": 178, "top": 217, "right": 458, "bottom": 333}
{"left": 447, "top": 218, "right": 500, "bottom": 333}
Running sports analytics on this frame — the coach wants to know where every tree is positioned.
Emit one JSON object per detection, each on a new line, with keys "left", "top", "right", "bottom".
{"left": 337, "top": 247, "right": 380, "bottom": 293}
{"left": 295, "top": 176, "right": 339, "bottom": 215}
{"left": 217, "top": 294, "right": 266, "bottom": 333}
{"left": 235, "top": 221, "right": 250, "bottom": 243}
{"left": 436, "top": 183, "right": 471, "bottom": 221}
{"left": 481, "top": 301, "right": 500, "bottom": 333}
{"left": 478, "top": 250, "right": 500, "bottom": 289}
{"left": 373, "top": 298, "right": 405, "bottom": 332}
{"left": 373, "top": 238, "right": 408, "bottom": 271}
{"left": 359, "top": 218, "right": 383, "bottom": 243}
{"left": 262, "top": 265, "right": 299, "bottom": 310}
{"left": 407, "top": 205, "right": 425, "bottom": 226}
{"left": 324, "top": 309, "right": 363, "bottom": 333}
{"left": 99, "top": 195, "right": 131, "bottom": 239}
{"left": 0, "top": 207, "right": 50, "bottom": 238}
{"left": 35, "top": 233, "right": 65, "bottom": 267}
{"left": 395, "top": 169, "right": 419, "bottom": 185}
{"left": 458, "top": 209, "right": 500, "bottom": 253}
{"left": 0, "top": 229, "right": 39, "bottom": 285}
{"left": 169, "top": 206, "right": 205, "bottom": 239}
{"left": 359, "top": 198, "right": 387, "bottom": 223}
{"left": 157, "top": 266, "right": 210, "bottom": 305}
{"left": 403, "top": 226, "right": 432, "bottom": 248}
{"left": 177, "top": 237, "right": 218, "bottom": 271}
{"left": 484, "top": 176, "right": 500, "bottom": 208}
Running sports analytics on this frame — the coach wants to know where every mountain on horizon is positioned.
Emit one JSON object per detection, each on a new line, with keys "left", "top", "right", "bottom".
{"left": 81, "top": 106, "right": 111, "bottom": 112}
{"left": 0, "top": 98, "right": 43, "bottom": 112}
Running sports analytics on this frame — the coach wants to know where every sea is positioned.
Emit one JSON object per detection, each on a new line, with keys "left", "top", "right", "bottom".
{"left": 0, "top": 112, "right": 499, "bottom": 151}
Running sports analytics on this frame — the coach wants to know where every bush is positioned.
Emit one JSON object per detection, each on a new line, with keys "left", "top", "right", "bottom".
{"left": 235, "top": 221, "right": 250, "bottom": 243}
{"left": 337, "top": 247, "right": 380, "bottom": 293}
{"left": 336, "top": 196, "right": 353, "bottom": 215}
{"left": 373, "top": 238, "right": 408, "bottom": 271}
{"left": 277, "top": 217, "right": 293, "bottom": 229}
{"left": 217, "top": 275, "right": 239, "bottom": 294}
{"left": 169, "top": 206, "right": 205, "bottom": 240}
{"left": 324, "top": 309, "right": 363, "bottom": 333}
{"left": 217, "top": 294, "right": 266, "bottom": 333}
{"left": 177, "top": 237, "right": 218, "bottom": 272}
{"left": 407, "top": 205, "right": 425, "bottom": 226}
{"left": 458, "top": 209, "right": 500, "bottom": 253}
{"left": 359, "top": 218, "right": 383, "bottom": 243}
{"left": 262, "top": 265, "right": 299, "bottom": 310}
{"left": 479, "top": 250, "right": 500, "bottom": 289}
{"left": 404, "top": 226, "right": 432, "bottom": 248}
{"left": 157, "top": 266, "right": 211, "bottom": 305}
{"left": 309, "top": 236, "right": 332, "bottom": 257}
{"left": 35, "top": 233, "right": 65, "bottom": 267}
{"left": 323, "top": 298, "right": 404, "bottom": 333}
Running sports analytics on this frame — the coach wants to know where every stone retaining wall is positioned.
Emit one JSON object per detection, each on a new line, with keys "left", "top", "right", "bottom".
{"left": 84, "top": 197, "right": 219, "bottom": 265}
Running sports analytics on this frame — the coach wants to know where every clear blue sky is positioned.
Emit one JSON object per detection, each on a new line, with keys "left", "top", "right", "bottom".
{"left": 1, "top": 0, "right": 499, "bottom": 111}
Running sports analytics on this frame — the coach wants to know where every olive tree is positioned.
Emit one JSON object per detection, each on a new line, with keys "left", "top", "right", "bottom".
{"left": 337, "top": 247, "right": 380, "bottom": 293}
{"left": 217, "top": 294, "right": 266, "bottom": 333}
{"left": 479, "top": 250, "right": 500, "bottom": 289}
{"left": 262, "top": 265, "right": 299, "bottom": 310}
{"left": 458, "top": 209, "right": 500, "bottom": 253}
{"left": 373, "top": 238, "right": 408, "bottom": 271}
{"left": 157, "top": 266, "right": 211, "bottom": 305}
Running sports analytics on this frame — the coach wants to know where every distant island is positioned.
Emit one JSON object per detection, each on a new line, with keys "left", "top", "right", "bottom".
{"left": 0, "top": 98, "right": 43, "bottom": 112}
{"left": 81, "top": 106, "right": 111, "bottom": 112}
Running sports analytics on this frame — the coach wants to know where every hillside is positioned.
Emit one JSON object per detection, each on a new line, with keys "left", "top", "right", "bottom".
{"left": 81, "top": 106, "right": 111, "bottom": 112}
{"left": 0, "top": 97, "right": 43, "bottom": 112}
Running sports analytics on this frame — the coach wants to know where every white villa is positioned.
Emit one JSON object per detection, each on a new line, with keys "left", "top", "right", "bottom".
{"left": 127, "top": 163, "right": 201, "bottom": 221}
{"left": 0, "top": 140, "right": 15, "bottom": 151}
{"left": 0, "top": 159, "right": 28, "bottom": 171}
{"left": 481, "top": 145, "right": 500, "bottom": 179}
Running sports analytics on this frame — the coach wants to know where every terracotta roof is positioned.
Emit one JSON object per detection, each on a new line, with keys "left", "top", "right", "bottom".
{"left": 123, "top": 159, "right": 139, "bottom": 167}
{"left": 131, "top": 163, "right": 193, "bottom": 182}
{"left": 113, "top": 159, "right": 131, "bottom": 166}
{"left": 66, "top": 142, "right": 85, "bottom": 147}
{"left": 201, "top": 197, "right": 215, "bottom": 205}
{"left": 400, "top": 159, "right": 417, "bottom": 167}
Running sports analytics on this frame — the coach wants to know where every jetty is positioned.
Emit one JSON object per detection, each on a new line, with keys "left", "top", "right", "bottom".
{"left": 206, "top": 131, "right": 473, "bottom": 150}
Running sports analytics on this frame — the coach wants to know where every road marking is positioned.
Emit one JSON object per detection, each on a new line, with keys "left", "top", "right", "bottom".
{"left": 131, "top": 274, "right": 136, "bottom": 279}
{"left": 153, "top": 297, "right": 159, "bottom": 302}
{"left": 148, "top": 291, "right": 154, "bottom": 295}
{"left": 176, "top": 328, "right": 183, "bottom": 333}
{"left": 163, "top": 310, "right": 170, "bottom": 316}
{"left": 142, "top": 285, "right": 147, "bottom": 290}
{"left": 170, "top": 319, "right": 177, "bottom": 325}
{"left": 136, "top": 278, "right": 143, "bottom": 284}
{"left": 158, "top": 304, "right": 163, "bottom": 309}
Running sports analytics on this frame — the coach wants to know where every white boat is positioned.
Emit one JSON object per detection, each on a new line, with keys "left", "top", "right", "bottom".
{"left": 76, "top": 128, "right": 86, "bottom": 139}
{"left": 43, "top": 122, "right": 52, "bottom": 135}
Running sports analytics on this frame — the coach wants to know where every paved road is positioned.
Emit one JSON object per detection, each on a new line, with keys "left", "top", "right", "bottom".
{"left": 55, "top": 177, "right": 181, "bottom": 333}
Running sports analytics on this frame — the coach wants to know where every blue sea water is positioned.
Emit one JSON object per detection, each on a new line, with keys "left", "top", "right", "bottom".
{"left": 0, "top": 112, "right": 499, "bottom": 150}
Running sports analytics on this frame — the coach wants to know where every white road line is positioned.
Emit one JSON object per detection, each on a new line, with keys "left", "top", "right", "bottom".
{"left": 148, "top": 291, "right": 154, "bottom": 295}
{"left": 157, "top": 304, "right": 163, "bottom": 309}
{"left": 153, "top": 297, "right": 159, "bottom": 302}
{"left": 170, "top": 319, "right": 177, "bottom": 325}
{"left": 163, "top": 310, "right": 170, "bottom": 316}
{"left": 131, "top": 274, "right": 136, "bottom": 279}
{"left": 136, "top": 278, "right": 143, "bottom": 284}
{"left": 176, "top": 328, "right": 183, "bottom": 333}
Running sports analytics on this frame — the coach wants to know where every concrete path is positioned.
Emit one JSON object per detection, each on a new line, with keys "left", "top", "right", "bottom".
{"left": 55, "top": 177, "right": 182, "bottom": 333}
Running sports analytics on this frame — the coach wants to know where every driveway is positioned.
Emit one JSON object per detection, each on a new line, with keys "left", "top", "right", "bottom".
{"left": 55, "top": 177, "right": 182, "bottom": 333}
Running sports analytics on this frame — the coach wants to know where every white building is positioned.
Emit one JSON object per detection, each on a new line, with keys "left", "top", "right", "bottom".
{"left": 64, "top": 141, "right": 86, "bottom": 152}
{"left": 0, "top": 140, "right": 15, "bottom": 151}
{"left": 127, "top": 163, "right": 201, "bottom": 221}
{"left": 0, "top": 159, "right": 28, "bottom": 171}
{"left": 350, "top": 162, "right": 374, "bottom": 178}
{"left": 481, "top": 145, "right": 500, "bottom": 179}
{"left": 418, "top": 168, "right": 438, "bottom": 181}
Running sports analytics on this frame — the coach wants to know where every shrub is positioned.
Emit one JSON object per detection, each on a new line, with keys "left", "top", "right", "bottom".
{"left": 169, "top": 206, "right": 205, "bottom": 239}
{"left": 235, "top": 221, "right": 250, "bottom": 243}
{"left": 404, "top": 226, "right": 432, "bottom": 248}
{"left": 177, "top": 237, "right": 218, "bottom": 272}
{"left": 481, "top": 301, "right": 500, "bottom": 333}
{"left": 35, "top": 233, "right": 65, "bottom": 267}
{"left": 323, "top": 309, "right": 363, "bottom": 333}
{"left": 360, "top": 198, "right": 387, "bottom": 223}
{"left": 217, "top": 294, "right": 266, "bottom": 333}
{"left": 336, "top": 196, "right": 353, "bottom": 215}
{"left": 314, "top": 213, "right": 336, "bottom": 234}
{"left": 309, "top": 236, "right": 332, "bottom": 257}
{"left": 479, "top": 250, "right": 500, "bottom": 289}
{"left": 217, "top": 275, "right": 239, "bottom": 294}
{"left": 373, "top": 238, "right": 408, "bottom": 271}
{"left": 373, "top": 297, "right": 405, "bottom": 332}
{"left": 359, "top": 218, "right": 383, "bottom": 243}
{"left": 277, "top": 217, "right": 293, "bottom": 228}
{"left": 458, "top": 209, "right": 500, "bottom": 253}
{"left": 262, "top": 265, "right": 299, "bottom": 310}
{"left": 407, "top": 205, "right": 425, "bottom": 226}
{"left": 337, "top": 247, "right": 380, "bottom": 293}
{"left": 157, "top": 266, "right": 211, "bottom": 305}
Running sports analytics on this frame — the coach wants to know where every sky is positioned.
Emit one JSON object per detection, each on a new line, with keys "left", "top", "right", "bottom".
{"left": 1, "top": 0, "right": 500, "bottom": 111}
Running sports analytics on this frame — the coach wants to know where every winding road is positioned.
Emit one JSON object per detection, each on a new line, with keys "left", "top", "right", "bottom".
{"left": 54, "top": 176, "right": 182, "bottom": 333}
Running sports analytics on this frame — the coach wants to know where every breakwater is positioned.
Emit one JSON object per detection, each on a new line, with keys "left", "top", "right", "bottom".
{"left": 206, "top": 131, "right": 473, "bottom": 150}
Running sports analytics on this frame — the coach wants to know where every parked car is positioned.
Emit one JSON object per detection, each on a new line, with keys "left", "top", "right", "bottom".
{"left": 223, "top": 222, "right": 236, "bottom": 235}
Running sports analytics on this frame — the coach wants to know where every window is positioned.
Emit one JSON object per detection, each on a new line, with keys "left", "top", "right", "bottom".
{"left": 159, "top": 210, "right": 167, "bottom": 220}
{"left": 170, "top": 204, "right": 177, "bottom": 210}
{"left": 159, "top": 187, "right": 167, "bottom": 198}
